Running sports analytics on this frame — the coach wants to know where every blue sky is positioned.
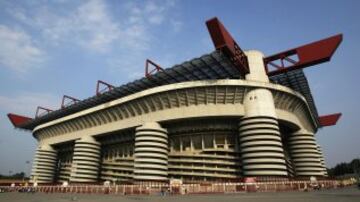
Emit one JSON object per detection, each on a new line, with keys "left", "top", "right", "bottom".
{"left": 0, "top": 0, "right": 359, "bottom": 175}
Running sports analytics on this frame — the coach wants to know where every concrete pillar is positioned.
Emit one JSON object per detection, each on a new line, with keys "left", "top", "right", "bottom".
{"left": 288, "top": 130, "right": 323, "bottom": 177}
{"left": 30, "top": 144, "right": 57, "bottom": 183}
{"left": 133, "top": 122, "right": 168, "bottom": 181}
{"left": 317, "top": 144, "right": 328, "bottom": 177}
{"left": 239, "top": 50, "right": 288, "bottom": 177}
{"left": 70, "top": 136, "right": 101, "bottom": 183}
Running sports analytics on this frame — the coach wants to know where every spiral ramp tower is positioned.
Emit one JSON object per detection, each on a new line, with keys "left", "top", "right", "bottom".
{"left": 133, "top": 122, "right": 169, "bottom": 182}
{"left": 70, "top": 136, "right": 101, "bottom": 183}
{"left": 288, "top": 130, "right": 324, "bottom": 177}
{"left": 317, "top": 144, "right": 328, "bottom": 177}
{"left": 239, "top": 50, "right": 288, "bottom": 177}
{"left": 30, "top": 144, "right": 57, "bottom": 183}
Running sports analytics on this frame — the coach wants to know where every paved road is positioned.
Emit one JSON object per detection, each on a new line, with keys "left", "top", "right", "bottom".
{"left": 0, "top": 186, "right": 359, "bottom": 202}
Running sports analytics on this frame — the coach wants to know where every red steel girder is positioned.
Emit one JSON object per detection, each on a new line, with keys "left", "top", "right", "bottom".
{"left": 206, "top": 17, "right": 249, "bottom": 75}
{"left": 145, "top": 59, "right": 164, "bottom": 77}
{"left": 319, "top": 113, "right": 342, "bottom": 127}
{"left": 7, "top": 113, "right": 33, "bottom": 127}
{"left": 96, "top": 80, "right": 114, "bottom": 96}
{"left": 264, "top": 34, "right": 343, "bottom": 76}
{"left": 61, "top": 95, "right": 80, "bottom": 109}
{"left": 35, "top": 106, "right": 53, "bottom": 118}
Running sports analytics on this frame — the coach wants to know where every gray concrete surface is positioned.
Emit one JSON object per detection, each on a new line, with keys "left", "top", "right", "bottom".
{"left": 0, "top": 186, "right": 359, "bottom": 202}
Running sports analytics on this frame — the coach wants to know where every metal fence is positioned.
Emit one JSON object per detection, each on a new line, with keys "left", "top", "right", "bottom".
{"left": 0, "top": 180, "right": 340, "bottom": 195}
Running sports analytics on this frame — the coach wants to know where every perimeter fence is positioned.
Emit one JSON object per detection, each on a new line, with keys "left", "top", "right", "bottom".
{"left": 0, "top": 180, "right": 341, "bottom": 195}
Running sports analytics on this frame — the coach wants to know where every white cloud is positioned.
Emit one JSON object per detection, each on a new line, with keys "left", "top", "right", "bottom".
{"left": 0, "top": 25, "right": 45, "bottom": 73}
{"left": 4, "top": 0, "right": 183, "bottom": 73}
{"left": 71, "top": 0, "right": 121, "bottom": 52}
{"left": 126, "top": 0, "right": 177, "bottom": 26}
{"left": 0, "top": 92, "right": 59, "bottom": 117}
{"left": 106, "top": 0, "right": 181, "bottom": 74}
{"left": 145, "top": 0, "right": 177, "bottom": 26}
{"left": 43, "top": 0, "right": 121, "bottom": 53}
{"left": 7, "top": 0, "right": 181, "bottom": 52}
{"left": 7, "top": 0, "right": 121, "bottom": 53}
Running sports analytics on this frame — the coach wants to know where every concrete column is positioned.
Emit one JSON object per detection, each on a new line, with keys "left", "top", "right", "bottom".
{"left": 70, "top": 136, "right": 101, "bottom": 183}
{"left": 201, "top": 135, "right": 205, "bottom": 150}
{"left": 288, "top": 130, "right": 323, "bottom": 177}
{"left": 239, "top": 50, "right": 288, "bottom": 177}
{"left": 30, "top": 144, "right": 57, "bottom": 183}
{"left": 133, "top": 122, "right": 168, "bottom": 181}
{"left": 317, "top": 144, "right": 328, "bottom": 177}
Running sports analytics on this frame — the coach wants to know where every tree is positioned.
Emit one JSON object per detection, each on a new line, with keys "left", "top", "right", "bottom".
{"left": 0, "top": 172, "right": 25, "bottom": 179}
{"left": 12, "top": 172, "right": 25, "bottom": 179}
{"left": 350, "top": 158, "right": 360, "bottom": 174}
{"left": 328, "top": 158, "right": 360, "bottom": 177}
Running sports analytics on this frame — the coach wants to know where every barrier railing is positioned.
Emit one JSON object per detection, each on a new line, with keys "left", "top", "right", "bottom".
{"left": 0, "top": 180, "right": 342, "bottom": 195}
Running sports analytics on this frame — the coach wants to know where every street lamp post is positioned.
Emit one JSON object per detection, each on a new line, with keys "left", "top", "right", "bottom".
{"left": 26, "top": 161, "right": 30, "bottom": 177}
{"left": 23, "top": 161, "right": 30, "bottom": 182}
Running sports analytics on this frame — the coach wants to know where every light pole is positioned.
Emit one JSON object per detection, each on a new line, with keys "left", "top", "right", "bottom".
{"left": 26, "top": 161, "right": 30, "bottom": 177}
{"left": 23, "top": 161, "right": 30, "bottom": 182}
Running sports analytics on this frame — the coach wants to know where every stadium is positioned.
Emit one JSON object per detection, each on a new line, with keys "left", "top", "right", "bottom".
{"left": 7, "top": 18, "right": 342, "bottom": 184}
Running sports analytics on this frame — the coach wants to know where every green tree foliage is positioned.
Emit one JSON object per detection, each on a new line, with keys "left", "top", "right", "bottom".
{"left": 328, "top": 158, "right": 360, "bottom": 177}
{"left": 0, "top": 172, "right": 25, "bottom": 179}
{"left": 350, "top": 158, "right": 360, "bottom": 174}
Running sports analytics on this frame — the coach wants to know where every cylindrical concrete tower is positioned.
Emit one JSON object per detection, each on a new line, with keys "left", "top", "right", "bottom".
{"left": 239, "top": 50, "right": 288, "bottom": 177}
{"left": 70, "top": 136, "right": 101, "bottom": 183}
{"left": 288, "top": 130, "right": 323, "bottom": 177}
{"left": 133, "top": 122, "right": 168, "bottom": 181}
{"left": 317, "top": 144, "right": 328, "bottom": 177}
{"left": 30, "top": 144, "right": 57, "bottom": 183}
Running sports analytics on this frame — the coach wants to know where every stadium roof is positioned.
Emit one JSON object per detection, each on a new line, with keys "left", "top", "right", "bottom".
{"left": 12, "top": 50, "right": 320, "bottom": 130}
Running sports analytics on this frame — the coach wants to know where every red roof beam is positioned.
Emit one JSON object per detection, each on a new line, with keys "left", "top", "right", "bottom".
{"left": 35, "top": 106, "right": 53, "bottom": 118}
{"left": 61, "top": 95, "right": 80, "bottom": 109}
{"left": 96, "top": 80, "right": 115, "bottom": 96}
{"left": 7, "top": 113, "right": 33, "bottom": 128}
{"left": 319, "top": 113, "right": 342, "bottom": 127}
{"left": 145, "top": 59, "right": 164, "bottom": 77}
{"left": 264, "top": 34, "right": 343, "bottom": 76}
{"left": 206, "top": 17, "right": 249, "bottom": 75}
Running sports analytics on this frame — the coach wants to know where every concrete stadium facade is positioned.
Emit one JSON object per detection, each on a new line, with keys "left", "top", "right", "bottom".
{"left": 28, "top": 51, "right": 329, "bottom": 184}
